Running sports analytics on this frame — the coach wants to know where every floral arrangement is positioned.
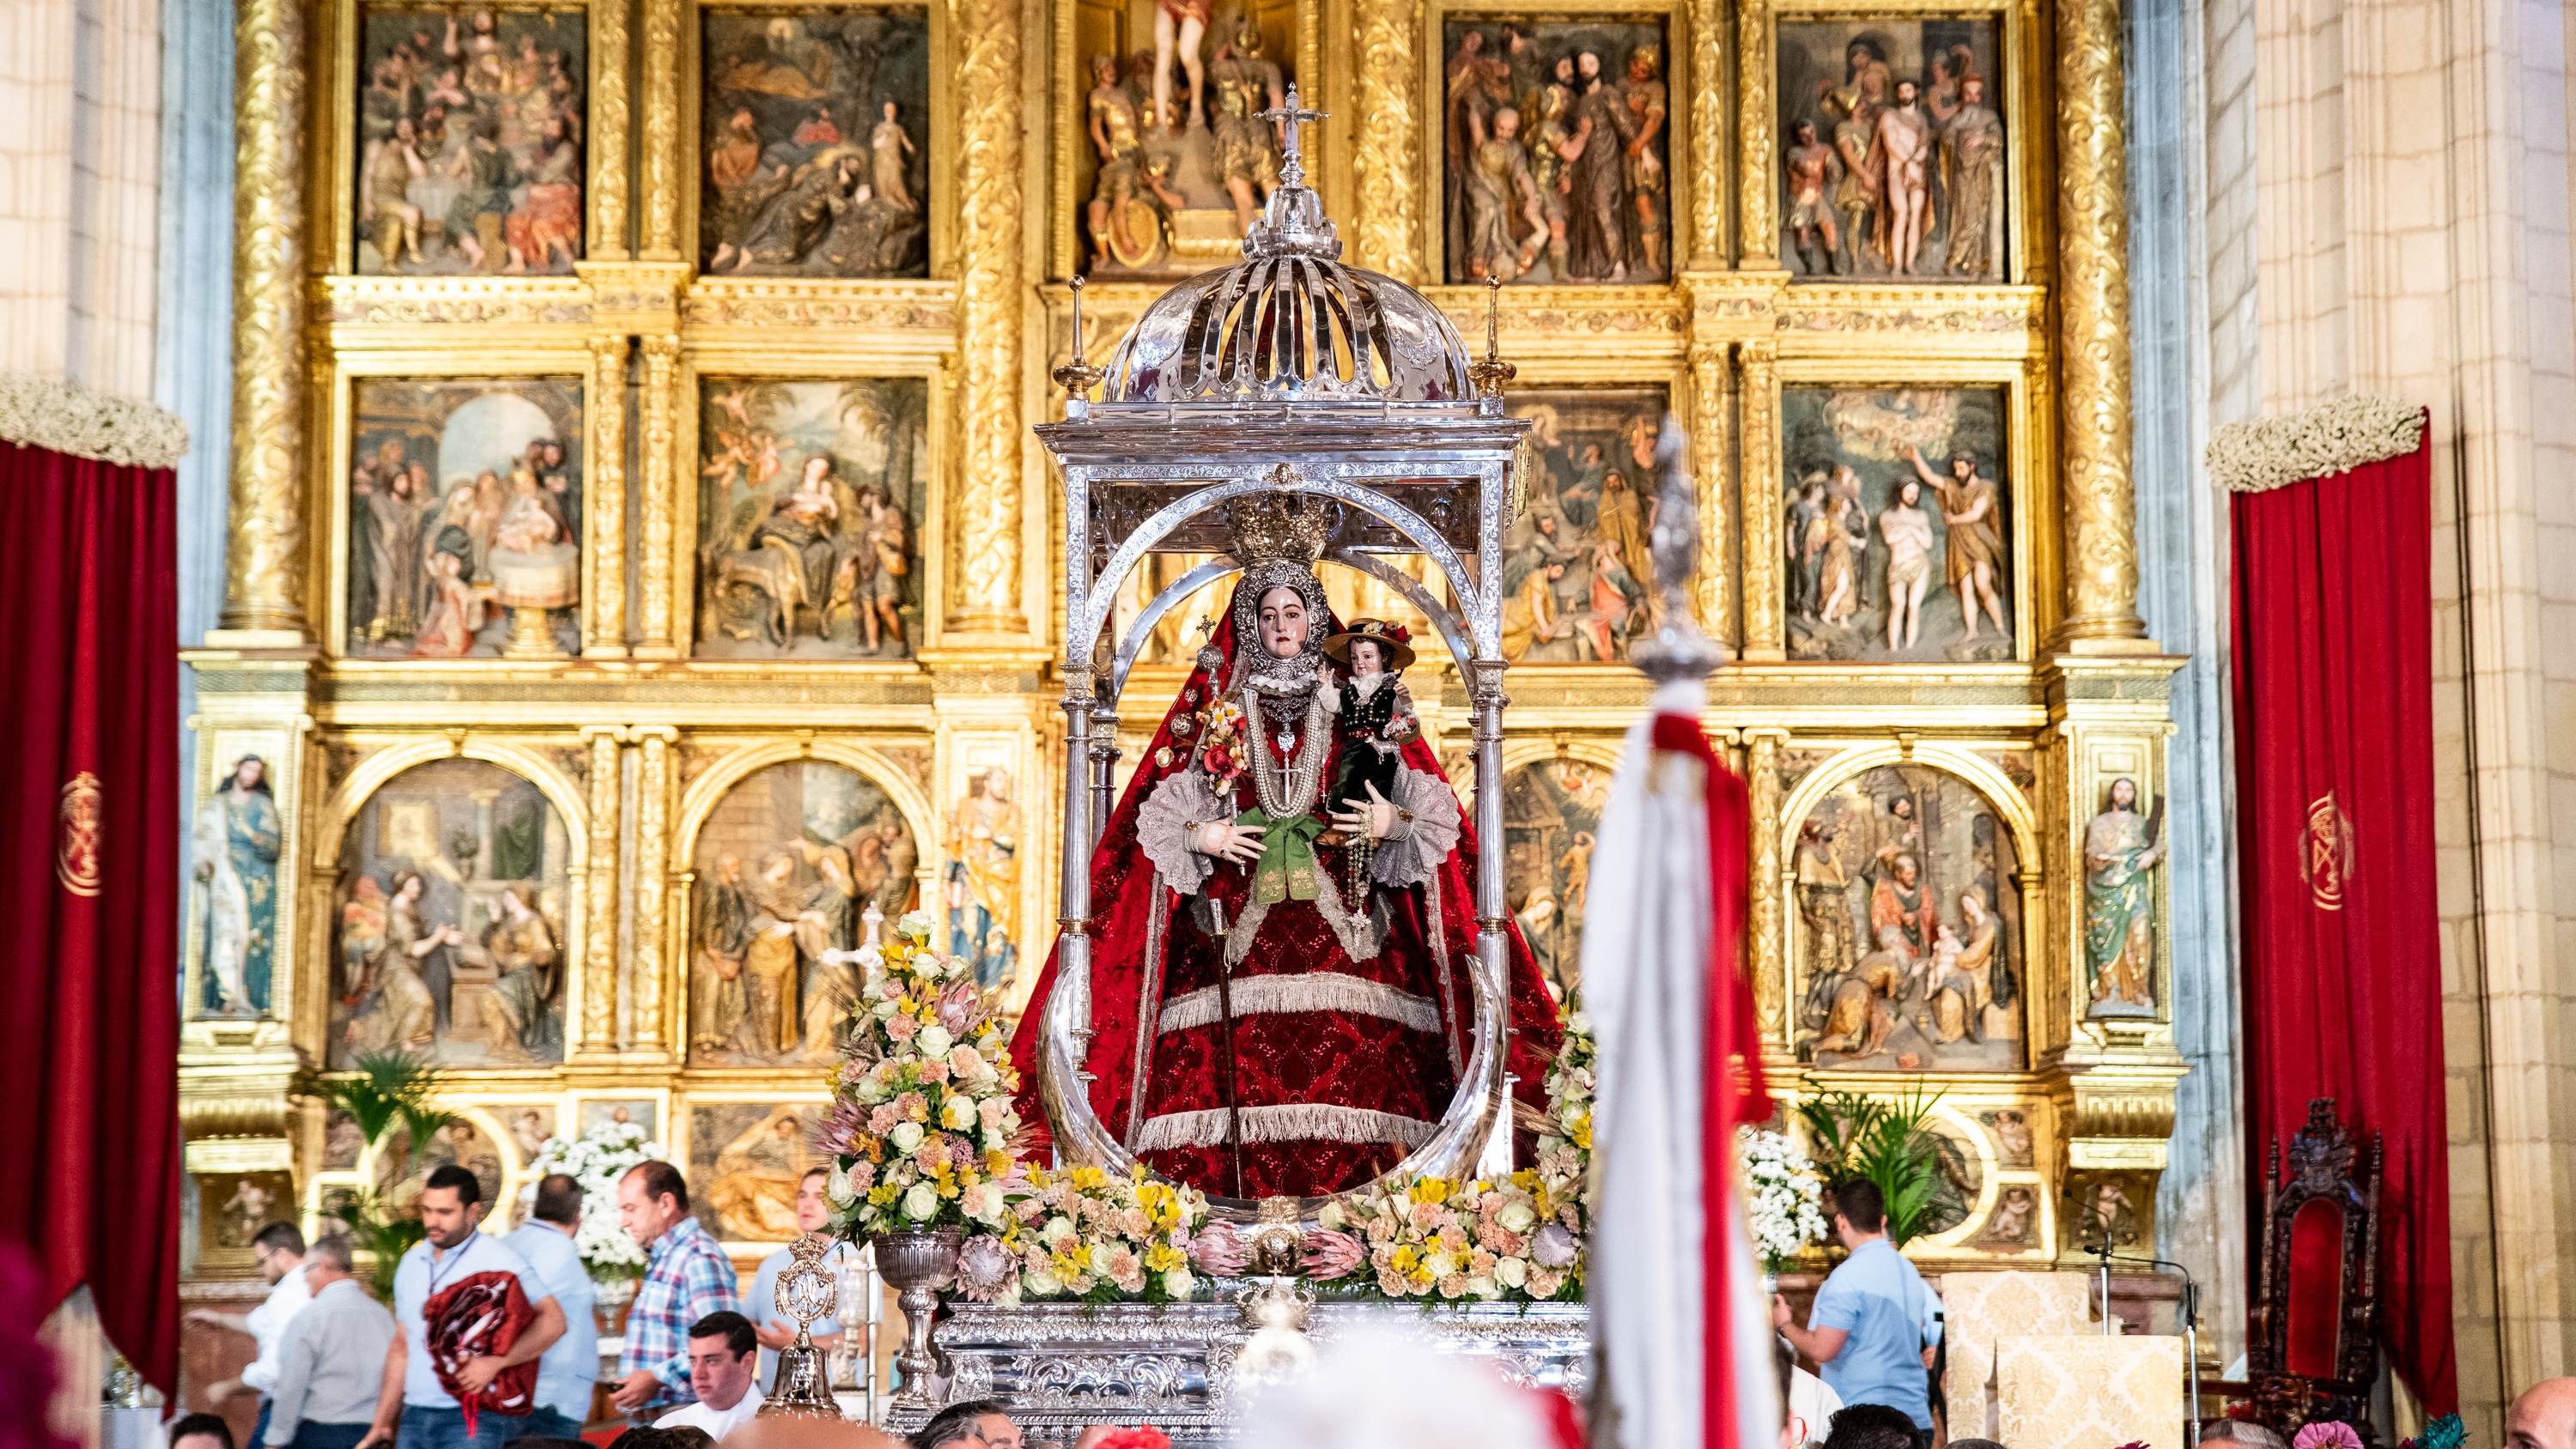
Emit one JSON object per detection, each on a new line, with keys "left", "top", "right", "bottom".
{"left": 1188, "top": 695, "right": 1250, "bottom": 788}
{"left": 2293, "top": 1425, "right": 2366, "bottom": 1449}
{"left": 1741, "top": 1126, "right": 1828, "bottom": 1274}
{"left": 1534, "top": 999, "right": 1594, "bottom": 1242}
{"left": 1315, "top": 1173, "right": 1582, "bottom": 1302}
{"left": 2398, "top": 1415, "right": 2467, "bottom": 1449}
{"left": 522, "top": 1118, "right": 664, "bottom": 1282}
{"left": 950, "top": 1164, "right": 1210, "bottom": 1306}
{"left": 817, "top": 912, "right": 1025, "bottom": 1238}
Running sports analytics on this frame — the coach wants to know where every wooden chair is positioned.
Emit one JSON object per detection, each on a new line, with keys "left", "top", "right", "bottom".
{"left": 2204, "top": 1098, "right": 2384, "bottom": 1444}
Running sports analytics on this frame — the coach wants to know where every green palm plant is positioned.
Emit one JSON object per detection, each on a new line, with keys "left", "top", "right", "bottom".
{"left": 295, "top": 1051, "right": 453, "bottom": 1295}
{"left": 1795, "top": 1082, "right": 1959, "bottom": 1246}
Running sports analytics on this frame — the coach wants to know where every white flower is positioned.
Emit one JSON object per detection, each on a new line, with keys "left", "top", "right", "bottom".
{"left": 1042, "top": 1216, "right": 1077, "bottom": 1247}
{"left": 1024, "top": 1264, "right": 1063, "bottom": 1296}
{"left": 1161, "top": 1268, "right": 1195, "bottom": 1299}
{"left": 854, "top": 1074, "right": 888, "bottom": 1104}
{"left": 1495, "top": 1256, "right": 1528, "bottom": 1288}
{"left": 890, "top": 1121, "right": 926, "bottom": 1153}
{"left": 827, "top": 1165, "right": 859, "bottom": 1208}
{"left": 1467, "top": 1275, "right": 1500, "bottom": 1300}
{"left": 898, "top": 909, "right": 936, "bottom": 942}
{"left": 1090, "top": 1244, "right": 1117, "bottom": 1276}
{"left": 1497, "top": 1202, "right": 1536, "bottom": 1234}
{"left": 1423, "top": 1251, "right": 1458, "bottom": 1279}
{"left": 872, "top": 996, "right": 901, "bottom": 1018}
{"left": 1317, "top": 1201, "right": 1346, "bottom": 1232}
{"left": 981, "top": 1128, "right": 1007, "bottom": 1153}
{"left": 941, "top": 1095, "right": 976, "bottom": 1130}
{"left": 902, "top": 1183, "right": 939, "bottom": 1221}
{"left": 1568, "top": 1010, "right": 1592, "bottom": 1036}
{"left": 918, "top": 1024, "right": 954, "bottom": 1058}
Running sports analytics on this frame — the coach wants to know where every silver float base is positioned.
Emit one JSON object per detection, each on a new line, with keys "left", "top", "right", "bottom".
{"left": 885, "top": 1297, "right": 1591, "bottom": 1446}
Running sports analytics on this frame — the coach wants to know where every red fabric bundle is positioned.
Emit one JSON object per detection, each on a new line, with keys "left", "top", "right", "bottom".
{"left": 421, "top": 1270, "right": 539, "bottom": 1434}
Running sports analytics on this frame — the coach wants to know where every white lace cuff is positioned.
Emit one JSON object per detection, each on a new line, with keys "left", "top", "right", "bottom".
{"left": 1370, "top": 767, "right": 1462, "bottom": 887}
{"left": 1138, "top": 769, "right": 1227, "bottom": 894}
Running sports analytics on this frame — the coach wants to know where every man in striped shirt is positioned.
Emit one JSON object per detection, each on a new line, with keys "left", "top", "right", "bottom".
{"left": 610, "top": 1161, "right": 741, "bottom": 1421}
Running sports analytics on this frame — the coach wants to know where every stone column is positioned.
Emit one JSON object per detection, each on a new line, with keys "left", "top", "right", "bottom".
{"left": 586, "top": 0, "right": 630, "bottom": 259}
{"left": 635, "top": 335, "right": 679, "bottom": 656}
{"left": 638, "top": 0, "right": 681, "bottom": 260}
{"left": 584, "top": 336, "right": 629, "bottom": 657}
{"left": 948, "top": 0, "right": 1027, "bottom": 636}
{"left": 1735, "top": 0, "right": 1776, "bottom": 269}
{"left": 630, "top": 726, "right": 676, "bottom": 1057}
{"left": 1744, "top": 728, "right": 1789, "bottom": 1051}
{"left": 2051, "top": 0, "right": 2146, "bottom": 648}
{"left": 216, "top": 0, "right": 306, "bottom": 642}
{"left": 1738, "top": 339, "right": 1783, "bottom": 658}
{"left": 577, "top": 726, "right": 624, "bottom": 1055}
{"left": 1351, "top": 0, "right": 1419, "bottom": 282}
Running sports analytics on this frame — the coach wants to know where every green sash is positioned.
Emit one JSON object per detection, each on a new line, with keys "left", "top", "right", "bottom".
{"left": 1236, "top": 807, "right": 1327, "bottom": 905}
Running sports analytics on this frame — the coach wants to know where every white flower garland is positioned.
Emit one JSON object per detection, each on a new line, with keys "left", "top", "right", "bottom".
{"left": 2205, "top": 394, "right": 2423, "bottom": 494}
{"left": 1740, "top": 1127, "right": 1826, "bottom": 1273}
{"left": 0, "top": 373, "right": 191, "bottom": 470}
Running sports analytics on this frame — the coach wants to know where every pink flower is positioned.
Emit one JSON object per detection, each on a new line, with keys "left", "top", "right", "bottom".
{"left": 1437, "top": 1273, "right": 1470, "bottom": 1299}
{"left": 1119, "top": 1208, "right": 1152, "bottom": 1238}
{"left": 1469, "top": 1249, "right": 1498, "bottom": 1276}
{"left": 1408, "top": 1201, "right": 1443, "bottom": 1230}
{"left": 848, "top": 1161, "right": 875, "bottom": 1190}
{"left": 980, "top": 1098, "right": 1009, "bottom": 1131}
{"left": 939, "top": 982, "right": 980, "bottom": 1034}
{"left": 951, "top": 1046, "right": 985, "bottom": 1076}
{"left": 915, "top": 1140, "right": 947, "bottom": 1172}
{"left": 868, "top": 1106, "right": 899, "bottom": 1135}
{"left": 1528, "top": 1268, "right": 1564, "bottom": 1298}
{"left": 896, "top": 1092, "right": 929, "bottom": 1122}
{"left": 919, "top": 1058, "right": 950, "bottom": 1083}
{"left": 816, "top": 1100, "right": 866, "bottom": 1155}
{"left": 885, "top": 1011, "right": 919, "bottom": 1041}
{"left": 2293, "top": 1428, "right": 2365, "bottom": 1449}
{"left": 1436, "top": 1226, "right": 1469, "bottom": 1255}
{"left": 1376, "top": 1269, "right": 1410, "bottom": 1297}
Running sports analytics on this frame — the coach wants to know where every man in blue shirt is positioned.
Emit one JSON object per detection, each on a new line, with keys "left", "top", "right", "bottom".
{"left": 503, "top": 1173, "right": 599, "bottom": 1437}
{"left": 1774, "top": 1179, "right": 1944, "bottom": 1446}
{"left": 361, "top": 1165, "right": 568, "bottom": 1449}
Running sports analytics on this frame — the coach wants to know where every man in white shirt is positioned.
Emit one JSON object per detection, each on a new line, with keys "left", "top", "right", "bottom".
{"left": 264, "top": 1234, "right": 397, "bottom": 1448}
{"left": 359, "top": 1165, "right": 567, "bottom": 1448}
{"left": 748, "top": 1168, "right": 860, "bottom": 1393}
{"left": 653, "top": 1313, "right": 764, "bottom": 1440}
{"left": 185, "top": 1221, "right": 313, "bottom": 1448}
{"left": 503, "top": 1173, "right": 600, "bottom": 1437}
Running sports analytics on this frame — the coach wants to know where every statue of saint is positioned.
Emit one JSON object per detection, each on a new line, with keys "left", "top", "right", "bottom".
{"left": 192, "top": 755, "right": 283, "bottom": 1017}
{"left": 1010, "top": 507, "right": 1562, "bottom": 1199}
{"left": 2084, "top": 778, "right": 2162, "bottom": 1015}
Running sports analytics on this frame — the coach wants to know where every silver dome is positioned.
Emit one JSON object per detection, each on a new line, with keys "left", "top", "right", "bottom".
{"left": 1097, "top": 86, "right": 1475, "bottom": 409}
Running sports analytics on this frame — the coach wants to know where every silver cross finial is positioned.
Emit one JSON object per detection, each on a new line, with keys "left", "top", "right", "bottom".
{"left": 1255, "top": 83, "right": 1327, "bottom": 189}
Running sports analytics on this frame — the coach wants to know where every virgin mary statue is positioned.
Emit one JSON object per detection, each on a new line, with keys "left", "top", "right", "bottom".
{"left": 1011, "top": 502, "right": 1563, "bottom": 1198}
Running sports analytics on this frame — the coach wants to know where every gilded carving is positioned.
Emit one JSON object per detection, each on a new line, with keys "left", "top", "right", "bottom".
{"left": 1435, "top": 292, "right": 1686, "bottom": 349}
{"left": 318, "top": 277, "right": 594, "bottom": 327}
{"left": 1738, "top": 338, "right": 1782, "bottom": 654}
{"left": 589, "top": 0, "right": 631, "bottom": 259}
{"left": 1746, "top": 729, "right": 1786, "bottom": 1043}
{"left": 633, "top": 726, "right": 676, "bottom": 1052}
{"left": 1735, "top": 0, "right": 1775, "bottom": 267}
{"left": 641, "top": 0, "right": 682, "bottom": 259}
{"left": 580, "top": 726, "right": 623, "bottom": 1051}
{"left": 586, "top": 335, "right": 629, "bottom": 656}
{"left": 638, "top": 335, "right": 681, "bottom": 653}
{"left": 1352, "top": 0, "right": 1418, "bottom": 281}
{"left": 952, "top": 0, "right": 1026, "bottom": 632}
{"left": 1686, "top": 340, "right": 1731, "bottom": 645}
{"left": 682, "top": 282, "right": 958, "bottom": 331}
{"left": 224, "top": 0, "right": 308, "bottom": 636}
{"left": 2053, "top": 0, "right": 2142, "bottom": 643}
{"left": 1688, "top": 0, "right": 1723, "bottom": 268}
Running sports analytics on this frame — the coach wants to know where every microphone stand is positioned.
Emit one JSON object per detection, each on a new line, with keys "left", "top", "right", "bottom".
{"left": 2087, "top": 1243, "right": 2204, "bottom": 1447}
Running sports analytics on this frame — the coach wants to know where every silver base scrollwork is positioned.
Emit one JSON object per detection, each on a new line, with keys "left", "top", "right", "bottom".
{"left": 884, "top": 1297, "right": 1591, "bottom": 1446}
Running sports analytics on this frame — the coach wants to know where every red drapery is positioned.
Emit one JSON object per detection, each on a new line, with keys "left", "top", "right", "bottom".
{"left": 0, "top": 439, "right": 182, "bottom": 1395}
{"left": 2229, "top": 418, "right": 2456, "bottom": 1415}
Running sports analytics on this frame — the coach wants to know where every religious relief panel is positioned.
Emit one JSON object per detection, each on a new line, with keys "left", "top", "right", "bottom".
{"left": 328, "top": 759, "right": 572, "bottom": 1069}
{"left": 699, "top": 7, "right": 931, "bottom": 278}
{"left": 355, "top": 4, "right": 587, "bottom": 275}
{"left": 344, "top": 378, "right": 586, "bottom": 659}
{"left": 1781, "top": 385, "right": 2013, "bottom": 662}
{"left": 696, "top": 379, "right": 927, "bottom": 658}
{"left": 1776, "top": 18, "right": 2005, "bottom": 282}
{"left": 1071, "top": 0, "right": 1298, "bottom": 277}
{"left": 689, "top": 1101, "right": 826, "bottom": 1241}
{"left": 2081, "top": 774, "right": 2164, "bottom": 1020}
{"left": 943, "top": 755, "right": 1025, "bottom": 990}
{"left": 686, "top": 761, "right": 920, "bottom": 1066}
{"left": 1790, "top": 763, "right": 2022, "bottom": 1071}
{"left": 1503, "top": 386, "right": 1670, "bottom": 664}
{"left": 1439, "top": 16, "right": 1671, "bottom": 286}
{"left": 1502, "top": 756, "right": 1608, "bottom": 1003}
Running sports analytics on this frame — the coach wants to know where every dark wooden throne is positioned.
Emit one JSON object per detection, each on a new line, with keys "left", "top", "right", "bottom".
{"left": 2238, "top": 1097, "right": 2385, "bottom": 1442}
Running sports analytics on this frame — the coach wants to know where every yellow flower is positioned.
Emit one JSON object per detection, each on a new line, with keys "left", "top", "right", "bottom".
{"left": 985, "top": 1150, "right": 1014, "bottom": 1176}
{"left": 1144, "top": 1243, "right": 1184, "bottom": 1272}
{"left": 1070, "top": 1166, "right": 1108, "bottom": 1191}
{"left": 1389, "top": 1245, "right": 1419, "bottom": 1274}
{"left": 1410, "top": 1179, "right": 1450, "bottom": 1205}
{"left": 867, "top": 1184, "right": 901, "bottom": 1206}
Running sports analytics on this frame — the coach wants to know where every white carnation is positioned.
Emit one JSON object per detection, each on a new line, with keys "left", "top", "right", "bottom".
{"left": 889, "top": 1121, "right": 926, "bottom": 1152}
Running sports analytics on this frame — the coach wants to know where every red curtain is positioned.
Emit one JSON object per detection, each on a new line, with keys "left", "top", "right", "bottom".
{"left": 0, "top": 439, "right": 182, "bottom": 1395}
{"left": 2229, "top": 418, "right": 2455, "bottom": 1415}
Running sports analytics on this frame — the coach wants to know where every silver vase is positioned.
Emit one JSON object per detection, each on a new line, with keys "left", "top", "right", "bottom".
{"left": 876, "top": 1226, "right": 964, "bottom": 1405}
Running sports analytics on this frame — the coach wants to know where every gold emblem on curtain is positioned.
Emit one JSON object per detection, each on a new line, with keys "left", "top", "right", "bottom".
{"left": 2298, "top": 791, "right": 2354, "bottom": 911}
{"left": 56, "top": 772, "right": 103, "bottom": 897}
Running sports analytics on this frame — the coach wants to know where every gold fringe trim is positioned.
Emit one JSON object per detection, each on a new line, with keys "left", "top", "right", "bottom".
{"left": 1156, "top": 972, "right": 1442, "bottom": 1037}
{"left": 2206, "top": 394, "right": 2422, "bottom": 494}
{"left": 1134, "top": 1103, "right": 1438, "bottom": 1153}
{"left": 0, "top": 373, "right": 190, "bottom": 470}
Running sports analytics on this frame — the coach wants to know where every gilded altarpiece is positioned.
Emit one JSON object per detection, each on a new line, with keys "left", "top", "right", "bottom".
{"left": 182, "top": 0, "right": 2184, "bottom": 1327}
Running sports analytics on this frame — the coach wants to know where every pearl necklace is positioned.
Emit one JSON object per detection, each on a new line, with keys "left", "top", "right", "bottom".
{"left": 1244, "top": 684, "right": 1330, "bottom": 819}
